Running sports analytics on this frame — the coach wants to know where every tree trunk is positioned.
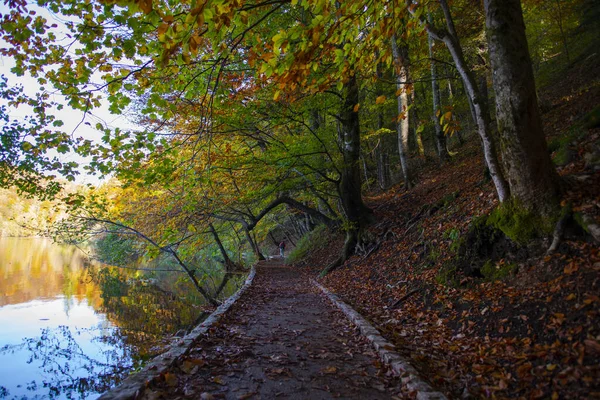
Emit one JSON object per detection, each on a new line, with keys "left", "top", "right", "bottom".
{"left": 338, "top": 74, "right": 373, "bottom": 228}
{"left": 391, "top": 34, "right": 413, "bottom": 189}
{"left": 326, "top": 73, "right": 374, "bottom": 273}
{"left": 410, "top": 87, "right": 425, "bottom": 157}
{"left": 377, "top": 148, "right": 390, "bottom": 190}
{"left": 484, "top": 0, "right": 559, "bottom": 214}
{"left": 375, "top": 60, "right": 391, "bottom": 189}
{"left": 209, "top": 223, "right": 235, "bottom": 271}
{"left": 427, "top": 18, "right": 451, "bottom": 162}
{"left": 244, "top": 227, "right": 265, "bottom": 260}
{"left": 422, "top": 0, "right": 510, "bottom": 202}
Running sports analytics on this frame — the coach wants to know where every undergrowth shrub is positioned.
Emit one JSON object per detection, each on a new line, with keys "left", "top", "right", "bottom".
{"left": 95, "top": 232, "right": 141, "bottom": 266}
{"left": 547, "top": 126, "right": 586, "bottom": 166}
{"left": 285, "top": 224, "right": 329, "bottom": 264}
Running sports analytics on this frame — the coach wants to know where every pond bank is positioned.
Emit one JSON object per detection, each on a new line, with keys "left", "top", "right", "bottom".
{"left": 98, "top": 265, "right": 256, "bottom": 399}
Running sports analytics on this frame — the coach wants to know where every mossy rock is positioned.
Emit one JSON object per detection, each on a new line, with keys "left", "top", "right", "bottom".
{"left": 453, "top": 207, "right": 541, "bottom": 279}
{"left": 454, "top": 216, "right": 505, "bottom": 277}
{"left": 486, "top": 200, "right": 555, "bottom": 244}
{"left": 547, "top": 125, "right": 587, "bottom": 166}
{"left": 435, "top": 263, "right": 458, "bottom": 286}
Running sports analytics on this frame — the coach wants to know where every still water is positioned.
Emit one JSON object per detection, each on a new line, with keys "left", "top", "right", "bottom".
{"left": 0, "top": 237, "right": 220, "bottom": 399}
{"left": 0, "top": 237, "right": 133, "bottom": 399}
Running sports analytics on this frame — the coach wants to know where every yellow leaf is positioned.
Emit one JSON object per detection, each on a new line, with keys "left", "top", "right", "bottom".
{"left": 353, "top": 103, "right": 360, "bottom": 112}
{"left": 375, "top": 95, "right": 386, "bottom": 104}
{"left": 322, "top": 366, "right": 337, "bottom": 374}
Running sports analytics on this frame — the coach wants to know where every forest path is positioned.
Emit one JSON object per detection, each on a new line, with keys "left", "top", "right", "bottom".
{"left": 141, "top": 260, "right": 406, "bottom": 399}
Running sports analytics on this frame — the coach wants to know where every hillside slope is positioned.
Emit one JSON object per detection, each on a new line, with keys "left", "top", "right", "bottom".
{"left": 303, "top": 58, "right": 600, "bottom": 399}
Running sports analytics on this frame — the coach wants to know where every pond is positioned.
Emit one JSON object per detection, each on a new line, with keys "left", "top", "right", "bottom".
{"left": 0, "top": 237, "right": 238, "bottom": 399}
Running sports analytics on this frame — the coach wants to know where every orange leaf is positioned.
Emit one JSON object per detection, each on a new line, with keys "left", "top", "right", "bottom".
{"left": 563, "top": 262, "right": 578, "bottom": 275}
{"left": 157, "top": 23, "right": 169, "bottom": 35}
{"left": 353, "top": 103, "right": 360, "bottom": 112}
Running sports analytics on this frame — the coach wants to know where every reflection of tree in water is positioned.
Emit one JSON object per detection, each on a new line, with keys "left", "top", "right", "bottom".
{"left": 0, "top": 325, "right": 136, "bottom": 399}
{"left": 0, "top": 265, "right": 245, "bottom": 399}
{"left": 90, "top": 267, "right": 245, "bottom": 359}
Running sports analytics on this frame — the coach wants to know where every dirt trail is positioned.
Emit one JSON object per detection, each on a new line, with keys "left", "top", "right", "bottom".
{"left": 141, "top": 260, "right": 407, "bottom": 399}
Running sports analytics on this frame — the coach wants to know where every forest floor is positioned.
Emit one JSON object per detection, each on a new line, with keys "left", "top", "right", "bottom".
{"left": 140, "top": 260, "right": 408, "bottom": 399}
{"left": 302, "top": 58, "right": 600, "bottom": 399}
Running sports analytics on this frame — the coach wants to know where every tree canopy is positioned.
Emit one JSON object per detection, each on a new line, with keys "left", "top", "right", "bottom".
{"left": 1, "top": 0, "right": 594, "bottom": 290}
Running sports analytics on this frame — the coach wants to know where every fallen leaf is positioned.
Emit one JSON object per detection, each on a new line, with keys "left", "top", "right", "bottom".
{"left": 164, "top": 372, "right": 178, "bottom": 387}
{"left": 564, "top": 262, "right": 578, "bottom": 274}
{"left": 546, "top": 364, "right": 558, "bottom": 371}
{"left": 584, "top": 339, "right": 600, "bottom": 354}
{"left": 322, "top": 366, "right": 338, "bottom": 374}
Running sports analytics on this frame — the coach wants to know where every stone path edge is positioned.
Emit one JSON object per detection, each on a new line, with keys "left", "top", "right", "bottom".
{"left": 312, "top": 279, "right": 448, "bottom": 400}
{"left": 98, "top": 266, "right": 257, "bottom": 400}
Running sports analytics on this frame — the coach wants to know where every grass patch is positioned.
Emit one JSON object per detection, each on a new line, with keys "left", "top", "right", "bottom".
{"left": 547, "top": 125, "right": 587, "bottom": 166}
{"left": 285, "top": 224, "right": 329, "bottom": 264}
{"left": 435, "top": 263, "right": 458, "bottom": 286}
{"left": 480, "top": 260, "right": 517, "bottom": 281}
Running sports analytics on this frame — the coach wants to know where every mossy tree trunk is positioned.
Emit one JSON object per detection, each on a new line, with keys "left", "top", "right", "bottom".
{"left": 484, "top": 0, "right": 560, "bottom": 216}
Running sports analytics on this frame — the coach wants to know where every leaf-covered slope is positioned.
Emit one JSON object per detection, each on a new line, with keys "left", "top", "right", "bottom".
{"left": 305, "top": 63, "right": 600, "bottom": 397}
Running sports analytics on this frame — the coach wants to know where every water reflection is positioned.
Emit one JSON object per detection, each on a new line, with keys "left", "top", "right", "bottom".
{"left": 0, "top": 238, "right": 99, "bottom": 307}
{"left": 0, "top": 237, "right": 244, "bottom": 399}
{"left": 0, "top": 237, "right": 134, "bottom": 399}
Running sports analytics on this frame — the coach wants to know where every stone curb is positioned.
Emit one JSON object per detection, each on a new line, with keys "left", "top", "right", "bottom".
{"left": 312, "top": 280, "right": 448, "bottom": 400}
{"left": 98, "top": 266, "right": 257, "bottom": 400}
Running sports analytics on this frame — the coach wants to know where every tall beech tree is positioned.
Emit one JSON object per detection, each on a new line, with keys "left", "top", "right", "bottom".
{"left": 408, "top": 0, "right": 510, "bottom": 202}
{"left": 484, "top": 0, "right": 560, "bottom": 215}
{"left": 334, "top": 73, "right": 374, "bottom": 268}
{"left": 427, "top": 15, "right": 451, "bottom": 162}
{"left": 391, "top": 34, "right": 414, "bottom": 189}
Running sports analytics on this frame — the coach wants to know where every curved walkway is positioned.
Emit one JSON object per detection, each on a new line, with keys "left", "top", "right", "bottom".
{"left": 140, "top": 261, "right": 408, "bottom": 399}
